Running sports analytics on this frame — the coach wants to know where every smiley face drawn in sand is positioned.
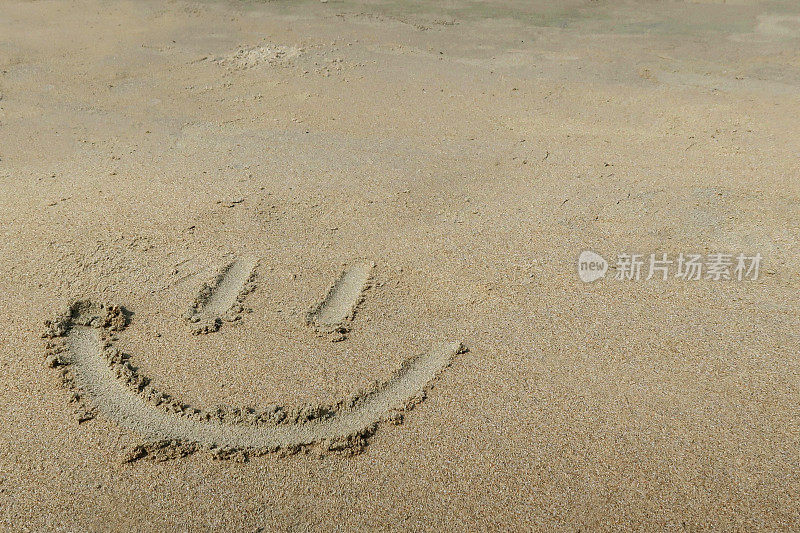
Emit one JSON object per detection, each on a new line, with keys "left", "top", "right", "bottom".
{"left": 42, "top": 258, "right": 464, "bottom": 462}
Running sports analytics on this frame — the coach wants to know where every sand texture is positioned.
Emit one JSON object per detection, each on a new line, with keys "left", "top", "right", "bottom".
{"left": 43, "top": 300, "right": 461, "bottom": 459}
{"left": 1, "top": 0, "right": 799, "bottom": 530}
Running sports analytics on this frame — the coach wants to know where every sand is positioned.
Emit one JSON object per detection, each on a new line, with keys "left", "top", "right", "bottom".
{"left": 306, "top": 262, "right": 372, "bottom": 336}
{"left": 1, "top": 0, "right": 799, "bottom": 530}
{"left": 43, "top": 298, "right": 461, "bottom": 458}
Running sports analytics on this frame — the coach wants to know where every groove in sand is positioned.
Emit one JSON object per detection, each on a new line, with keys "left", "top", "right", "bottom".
{"left": 185, "top": 256, "right": 258, "bottom": 334}
{"left": 43, "top": 301, "right": 463, "bottom": 460}
{"left": 66, "top": 326, "right": 460, "bottom": 450}
{"left": 307, "top": 262, "right": 373, "bottom": 335}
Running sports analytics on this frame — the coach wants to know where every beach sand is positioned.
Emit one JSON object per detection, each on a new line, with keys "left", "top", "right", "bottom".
{"left": 1, "top": 0, "right": 799, "bottom": 530}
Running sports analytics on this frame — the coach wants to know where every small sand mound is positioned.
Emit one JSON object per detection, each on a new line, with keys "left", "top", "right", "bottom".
{"left": 213, "top": 45, "right": 304, "bottom": 69}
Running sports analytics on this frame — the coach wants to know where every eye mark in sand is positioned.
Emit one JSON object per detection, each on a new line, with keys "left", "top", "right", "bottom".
{"left": 184, "top": 256, "right": 258, "bottom": 334}
{"left": 306, "top": 262, "right": 373, "bottom": 340}
{"left": 43, "top": 284, "right": 464, "bottom": 463}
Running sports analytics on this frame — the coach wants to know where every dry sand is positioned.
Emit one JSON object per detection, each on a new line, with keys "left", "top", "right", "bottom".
{"left": 1, "top": 0, "right": 799, "bottom": 530}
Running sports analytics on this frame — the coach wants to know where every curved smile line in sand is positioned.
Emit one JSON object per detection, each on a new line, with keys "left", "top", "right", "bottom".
{"left": 43, "top": 260, "right": 464, "bottom": 461}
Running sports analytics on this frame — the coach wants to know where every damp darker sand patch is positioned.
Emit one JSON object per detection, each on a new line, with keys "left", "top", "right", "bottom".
{"left": 185, "top": 256, "right": 258, "bottom": 334}
{"left": 43, "top": 301, "right": 464, "bottom": 462}
{"left": 306, "top": 262, "right": 373, "bottom": 339}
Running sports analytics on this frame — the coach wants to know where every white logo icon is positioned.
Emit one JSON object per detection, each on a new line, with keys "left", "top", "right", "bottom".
{"left": 578, "top": 250, "right": 608, "bottom": 282}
